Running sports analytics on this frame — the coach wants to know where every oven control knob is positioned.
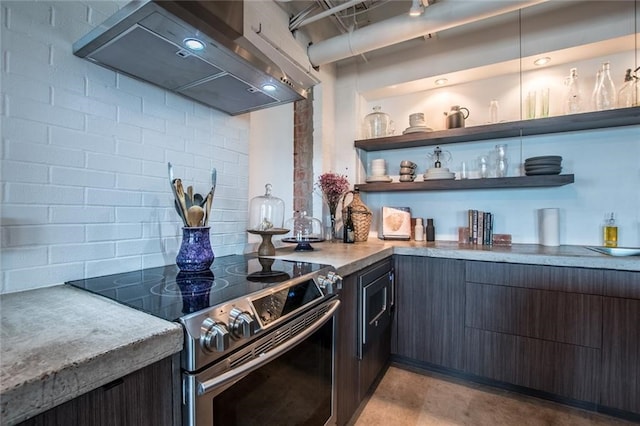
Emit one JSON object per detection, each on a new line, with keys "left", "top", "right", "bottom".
{"left": 229, "top": 308, "right": 257, "bottom": 339}
{"left": 201, "top": 319, "right": 230, "bottom": 352}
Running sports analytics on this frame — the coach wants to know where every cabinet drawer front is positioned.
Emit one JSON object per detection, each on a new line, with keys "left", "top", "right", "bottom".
{"left": 602, "top": 270, "right": 640, "bottom": 299}
{"left": 466, "top": 261, "right": 603, "bottom": 294}
{"left": 465, "top": 328, "right": 600, "bottom": 403}
{"left": 465, "top": 283, "right": 602, "bottom": 348}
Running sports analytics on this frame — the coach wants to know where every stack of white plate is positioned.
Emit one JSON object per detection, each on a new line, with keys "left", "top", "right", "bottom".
{"left": 524, "top": 156, "right": 562, "bottom": 176}
{"left": 402, "top": 125, "right": 433, "bottom": 135}
{"left": 423, "top": 167, "right": 455, "bottom": 180}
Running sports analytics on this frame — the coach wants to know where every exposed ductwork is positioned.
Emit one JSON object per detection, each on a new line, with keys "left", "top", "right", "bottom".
{"left": 307, "top": 0, "right": 549, "bottom": 67}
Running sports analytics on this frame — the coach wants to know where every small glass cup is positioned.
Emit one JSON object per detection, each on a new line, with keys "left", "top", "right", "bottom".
{"left": 478, "top": 155, "right": 489, "bottom": 178}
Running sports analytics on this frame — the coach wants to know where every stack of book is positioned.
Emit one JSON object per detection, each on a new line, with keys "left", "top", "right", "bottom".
{"left": 468, "top": 209, "right": 493, "bottom": 245}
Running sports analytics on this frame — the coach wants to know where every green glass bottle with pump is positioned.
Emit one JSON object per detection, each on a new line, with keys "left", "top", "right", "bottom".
{"left": 603, "top": 213, "right": 618, "bottom": 247}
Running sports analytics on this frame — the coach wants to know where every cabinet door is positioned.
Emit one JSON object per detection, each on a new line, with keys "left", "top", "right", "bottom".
{"left": 19, "top": 356, "right": 177, "bottom": 426}
{"left": 335, "top": 272, "right": 360, "bottom": 426}
{"left": 394, "top": 256, "right": 465, "bottom": 370}
{"left": 601, "top": 296, "right": 640, "bottom": 414}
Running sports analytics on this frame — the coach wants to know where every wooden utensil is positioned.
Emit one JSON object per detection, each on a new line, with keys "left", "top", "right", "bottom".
{"left": 186, "top": 186, "right": 194, "bottom": 208}
{"left": 174, "top": 179, "right": 189, "bottom": 223}
{"left": 187, "top": 205, "right": 205, "bottom": 227}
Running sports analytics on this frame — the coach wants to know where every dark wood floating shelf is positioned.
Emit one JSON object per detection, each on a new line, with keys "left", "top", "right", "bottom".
{"left": 354, "top": 107, "right": 640, "bottom": 151}
{"left": 355, "top": 174, "right": 575, "bottom": 192}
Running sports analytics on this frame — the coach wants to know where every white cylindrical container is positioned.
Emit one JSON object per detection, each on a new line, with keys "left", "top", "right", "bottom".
{"left": 414, "top": 218, "right": 424, "bottom": 241}
{"left": 538, "top": 208, "right": 560, "bottom": 246}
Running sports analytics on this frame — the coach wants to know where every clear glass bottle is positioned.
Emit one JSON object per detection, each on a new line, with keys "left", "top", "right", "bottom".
{"left": 618, "top": 68, "right": 637, "bottom": 108}
{"left": 494, "top": 144, "right": 509, "bottom": 178}
{"left": 489, "top": 99, "right": 499, "bottom": 123}
{"left": 591, "top": 70, "right": 602, "bottom": 111}
{"left": 595, "top": 61, "right": 617, "bottom": 111}
{"left": 603, "top": 212, "right": 618, "bottom": 248}
{"left": 565, "top": 67, "right": 582, "bottom": 114}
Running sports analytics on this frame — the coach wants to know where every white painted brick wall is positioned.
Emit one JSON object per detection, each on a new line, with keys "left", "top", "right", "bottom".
{"left": 1, "top": 1, "right": 250, "bottom": 294}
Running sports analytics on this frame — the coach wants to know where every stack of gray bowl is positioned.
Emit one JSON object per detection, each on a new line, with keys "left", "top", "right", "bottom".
{"left": 399, "top": 160, "right": 417, "bottom": 182}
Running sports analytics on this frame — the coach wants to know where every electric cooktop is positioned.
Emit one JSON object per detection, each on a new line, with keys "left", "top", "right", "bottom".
{"left": 67, "top": 255, "right": 328, "bottom": 322}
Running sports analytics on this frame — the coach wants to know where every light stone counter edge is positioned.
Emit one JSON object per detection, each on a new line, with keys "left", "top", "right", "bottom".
{"left": 0, "top": 285, "right": 183, "bottom": 426}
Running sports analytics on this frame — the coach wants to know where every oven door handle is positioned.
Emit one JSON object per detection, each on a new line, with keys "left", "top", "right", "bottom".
{"left": 197, "top": 299, "right": 340, "bottom": 396}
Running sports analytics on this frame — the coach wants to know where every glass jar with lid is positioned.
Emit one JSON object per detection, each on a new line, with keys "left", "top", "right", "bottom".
{"left": 363, "top": 106, "right": 392, "bottom": 138}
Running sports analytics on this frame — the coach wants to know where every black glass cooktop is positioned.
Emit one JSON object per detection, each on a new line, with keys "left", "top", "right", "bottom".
{"left": 67, "top": 255, "right": 327, "bottom": 322}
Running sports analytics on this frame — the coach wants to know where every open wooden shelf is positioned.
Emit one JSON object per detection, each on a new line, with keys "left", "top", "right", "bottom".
{"left": 355, "top": 174, "right": 575, "bottom": 192}
{"left": 354, "top": 107, "right": 640, "bottom": 151}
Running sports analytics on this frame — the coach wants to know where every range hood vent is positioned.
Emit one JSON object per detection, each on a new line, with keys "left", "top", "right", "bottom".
{"left": 73, "top": 1, "right": 320, "bottom": 115}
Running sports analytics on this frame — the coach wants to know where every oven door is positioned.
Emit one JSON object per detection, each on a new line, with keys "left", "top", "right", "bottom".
{"left": 183, "top": 298, "right": 339, "bottom": 426}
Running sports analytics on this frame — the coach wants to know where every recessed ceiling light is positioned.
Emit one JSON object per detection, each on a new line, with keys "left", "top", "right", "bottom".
{"left": 435, "top": 78, "right": 448, "bottom": 86}
{"left": 183, "top": 38, "right": 205, "bottom": 51}
{"left": 262, "top": 84, "right": 277, "bottom": 92}
{"left": 409, "top": 0, "right": 424, "bottom": 17}
{"left": 534, "top": 56, "right": 551, "bottom": 66}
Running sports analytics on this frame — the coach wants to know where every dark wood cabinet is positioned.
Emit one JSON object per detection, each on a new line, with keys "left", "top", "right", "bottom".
{"left": 600, "top": 270, "right": 640, "bottom": 414}
{"left": 19, "top": 356, "right": 179, "bottom": 426}
{"left": 335, "top": 271, "right": 360, "bottom": 426}
{"left": 464, "top": 262, "right": 603, "bottom": 403}
{"left": 336, "top": 258, "right": 393, "bottom": 426}
{"left": 393, "top": 256, "right": 466, "bottom": 370}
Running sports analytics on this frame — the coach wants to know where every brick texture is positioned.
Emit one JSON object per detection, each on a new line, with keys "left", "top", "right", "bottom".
{"left": 293, "top": 88, "right": 314, "bottom": 214}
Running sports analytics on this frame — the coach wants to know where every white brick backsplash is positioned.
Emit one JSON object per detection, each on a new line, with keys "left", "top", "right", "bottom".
{"left": 142, "top": 128, "right": 186, "bottom": 150}
{"left": 85, "top": 256, "right": 143, "bottom": 278}
{"left": 87, "top": 223, "right": 142, "bottom": 242}
{"left": 1, "top": 246, "right": 48, "bottom": 269}
{"left": 88, "top": 116, "right": 142, "bottom": 143}
{"left": 1, "top": 2, "right": 251, "bottom": 294}
{"left": 50, "top": 241, "right": 115, "bottom": 264}
{"left": 2, "top": 224, "right": 85, "bottom": 247}
{"left": 6, "top": 182, "right": 84, "bottom": 205}
{"left": 6, "top": 140, "right": 85, "bottom": 167}
{"left": 86, "top": 188, "right": 141, "bottom": 206}
{"left": 54, "top": 87, "right": 118, "bottom": 120}
{"left": 116, "top": 140, "right": 164, "bottom": 162}
{"left": 117, "top": 173, "right": 168, "bottom": 193}
{"left": 8, "top": 96, "right": 85, "bottom": 129}
{"left": 116, "top": 238, "right": 164, "bottom": 257}
{"left": 118, "top": 106, "right": 165, "bottom": 132}
{"left": 51, "top": 126, "right": 116, "bottom": 154}
{"left": 50, "top": 206, "right": 115, "bottom": 224}
{"left": 1, "top": 72, "right": 50, "bottom": 104}
{"left": 51, "top": 166, "right": 115, "bottom": 188}
{"left": 1, "top": 205, "right": 49, "bottom": 226}
{"left": 1, "top": 116, "right": 48, "bottom": 144}
{"left": 3, "top": 263, "right": 84, "bottom": 293}
{"left": 115, "top": 206, "right": 168, "bottom": 223}
{"left": 86, "top": 152, "right": 142, "bottom": 174}
{"left": 1, "top": 160, "right": 48, "bottom": 184}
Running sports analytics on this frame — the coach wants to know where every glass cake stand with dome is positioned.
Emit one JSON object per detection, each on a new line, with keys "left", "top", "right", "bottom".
{"left": 281, "top": 211, "right": 325, "bottom": 251}
{"left": 247, "top": 184, "right": 289, "bottom": 256}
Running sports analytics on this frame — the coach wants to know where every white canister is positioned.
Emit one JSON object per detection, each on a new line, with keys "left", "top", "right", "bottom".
{"left": 538, "top": 208, "right": 560, "bottom": 246}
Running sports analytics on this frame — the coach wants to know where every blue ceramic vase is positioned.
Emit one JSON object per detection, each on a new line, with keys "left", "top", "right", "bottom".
{"left": 176, "top": 227, "right": 214, "bottom": 272}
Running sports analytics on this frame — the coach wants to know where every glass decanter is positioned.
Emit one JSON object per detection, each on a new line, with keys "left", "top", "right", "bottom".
{"left": 595, "top": 61, "right": 616, "bottom": 111}
{"left": 494, "top": 144, "right": 509, "bottom": 178}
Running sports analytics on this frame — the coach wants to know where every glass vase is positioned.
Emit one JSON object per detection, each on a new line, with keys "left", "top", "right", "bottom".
{"left": 327, "top": 204, "right": 339, "bottom": 242}
{"left": 176, "top": 227, "right": 214, "bottom": 272}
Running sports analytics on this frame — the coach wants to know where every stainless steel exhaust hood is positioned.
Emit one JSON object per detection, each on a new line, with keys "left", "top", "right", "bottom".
{"left": 73, "top": 1, "right": 319, "bottom": 115}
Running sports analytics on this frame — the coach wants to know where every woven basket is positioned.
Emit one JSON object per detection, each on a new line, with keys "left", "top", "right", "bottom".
{"left": 342, "top": 190, "right": 372, "bottom": 242}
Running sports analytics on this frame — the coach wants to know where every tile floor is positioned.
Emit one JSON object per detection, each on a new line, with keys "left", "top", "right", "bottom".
{"left": 353, "top": 365, "right": 635, "bottom": 425}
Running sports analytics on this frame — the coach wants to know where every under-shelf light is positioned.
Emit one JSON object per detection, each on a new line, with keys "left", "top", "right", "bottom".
{"left": 534, "top": 56, "right": 551, "bottom": 66}
{"left": 435, "top": 78, "right": 448, "bottom": 86}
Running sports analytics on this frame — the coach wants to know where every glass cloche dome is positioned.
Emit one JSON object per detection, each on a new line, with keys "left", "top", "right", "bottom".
{"left": 248, "top": 183, "right": 285, "bottom": 231}
{"left": 282, "top": 211, "right": 324, "bottom": 251}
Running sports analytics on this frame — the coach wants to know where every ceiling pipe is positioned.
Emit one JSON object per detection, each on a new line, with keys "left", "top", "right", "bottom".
{"left": 307, "top": 0, "right": 549, "bottom": 67}
{"left": 291, "top": 0, "right": 368, "bottom": 30}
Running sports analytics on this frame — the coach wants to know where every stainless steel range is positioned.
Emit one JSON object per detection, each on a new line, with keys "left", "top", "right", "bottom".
{"left": 68, "top": 254, "right": 342, "bottom": 426}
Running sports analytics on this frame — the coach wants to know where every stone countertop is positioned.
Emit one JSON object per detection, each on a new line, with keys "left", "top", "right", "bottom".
{"left": 0, "top": 285, "right": 183, "bottom": 426}
{"left": 269, "top": 240, "right": 640, "bottom": 272}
